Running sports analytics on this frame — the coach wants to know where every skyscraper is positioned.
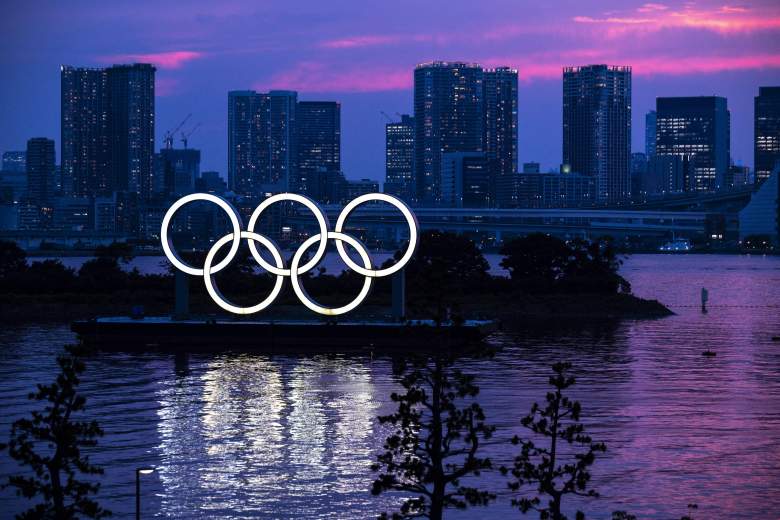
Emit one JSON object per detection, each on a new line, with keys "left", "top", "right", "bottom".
{"left": 62, "top": 64, "right": 155, "bottom": 200}
{"left": 61, "top": 66, "right": 109, "bottom": 197}
{"left": 755, "top": 86, "right": 780, "bottom": 183}
{"left": 414, "top": 62, "right": 484, "bottom": 205}
{"left": 156, "top": 147, "right": 201, "bottom": 197}
{"left": 483, "top": 67, "right": 518, "bottom": 207}
{"left": 562, "top": 64, "right": 632, "bottom": 204}
{"left": 295, "top": 101, "right": 341, "bottom": 201}
{"left": 384, "top": 114, "right": 415, "bottom": 201}
{"left": 656, "top": 96, "right": 730, "bottom": 192}
{"left": 645, "top": 110, "right": 657, "bottom": 158}
{"left": 106, "top": 64, "right": 156, "bottom": 200}
{"left": 228, "top": 90, "right": 265, "bottom": 196}
{"left": 441, "top": 152, "right": 491, "bottom": 208}
{"left": 268, "top": 91, "right": 297, "bottom": 190}
{"left": 227, "top": 90, "right": 297, "bottom": 196}
{"left": 26, "top": 138, "right": 56, "bottom": 204}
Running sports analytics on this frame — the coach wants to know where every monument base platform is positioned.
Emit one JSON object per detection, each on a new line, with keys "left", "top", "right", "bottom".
{"left": 71, "top": 316, "right": 496, "bottom": 353}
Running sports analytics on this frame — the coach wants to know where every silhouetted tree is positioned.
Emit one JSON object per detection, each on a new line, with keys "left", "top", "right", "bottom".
{"left": 1, "top": 344, "right": 110, "bottom": 519}
{"left": 562, "top": 238, "right": 629, "bottom": 294}
{"left": 500, "top": 235, "right": 630, "bottom": 294}
{"left": 501, "top": 362, "right": 606, "bottom": 519}
{"left": 0, "top": 239, "right": 27, "bottom": 280}
{"left": 78, "top": 257, "right": 127, "bottom": 292}
{"left": 94, "top": 242, "right": 134, "bottom": 264}
{"left": 391, "top": 231, "right": 489, "bottom": 321}
{"left": 372, "top": 354, "right": 495, "bottom": 519}
{"left": 18, "top": 260, "right": 77, "bottom": 294}
{"left": 499, "top": 234, "right": 570, "bottom": 291}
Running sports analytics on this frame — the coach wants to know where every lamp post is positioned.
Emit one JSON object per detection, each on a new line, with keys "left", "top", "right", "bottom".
{"left": 135, "top": 466, "right": 155, "bottom": 520}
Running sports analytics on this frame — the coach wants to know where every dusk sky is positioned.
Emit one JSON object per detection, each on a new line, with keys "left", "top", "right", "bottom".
{"left": 2, "top": 0, "right": 779, "bottom": 181}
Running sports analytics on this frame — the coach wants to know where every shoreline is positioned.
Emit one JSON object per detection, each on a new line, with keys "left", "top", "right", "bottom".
{"left": 0, "top": 291, "right": 673, "bottom": 324}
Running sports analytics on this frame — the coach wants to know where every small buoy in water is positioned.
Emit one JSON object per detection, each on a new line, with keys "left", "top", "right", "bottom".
{"left": 702, "top": 350, "right": 716, "bottom": 357}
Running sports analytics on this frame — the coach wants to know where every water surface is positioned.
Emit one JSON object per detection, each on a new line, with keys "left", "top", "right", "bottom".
{"left": 2, "top": 254, "right": 779, "bottom": 518}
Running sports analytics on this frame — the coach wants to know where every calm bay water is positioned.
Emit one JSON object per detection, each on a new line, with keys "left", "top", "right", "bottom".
{"left": 2, "top": 254, "right": 780, "bottom": 518}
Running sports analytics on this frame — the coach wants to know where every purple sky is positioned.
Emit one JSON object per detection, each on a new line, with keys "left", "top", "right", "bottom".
{"left": 2, "top": 0, "right": 779, "bottom": 181}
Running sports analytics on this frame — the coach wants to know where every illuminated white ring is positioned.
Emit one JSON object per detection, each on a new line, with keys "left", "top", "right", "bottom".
{"left": 203, "top": 231, "right": 285, "bottom": 315}
{"left": 161, "top": 193, "right": 242, "bottom": 276}
{"left": 246, "top": 193, "right": 329, "bottom": 276}
{"left": 289, "top": 232, "right": 373, "bottom": 316}
{"left": 334, "top": 193, "right": 419, "bottom": 278}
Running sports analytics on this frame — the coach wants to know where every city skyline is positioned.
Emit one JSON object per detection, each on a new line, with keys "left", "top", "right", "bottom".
{"left": 2, "top": 0, "right": 779, "bottom": 179}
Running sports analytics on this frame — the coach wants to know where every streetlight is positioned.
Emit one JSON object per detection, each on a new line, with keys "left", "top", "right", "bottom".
{"left": 135, "top": 466, "right": 156, "bottom": 520}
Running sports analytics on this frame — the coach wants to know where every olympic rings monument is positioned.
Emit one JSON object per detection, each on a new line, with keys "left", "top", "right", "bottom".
{"left": 161, "top": 192, "right": 418, "bottom": 317}
{"left": 72, "top": 192, "right": 493, "bottom": 352}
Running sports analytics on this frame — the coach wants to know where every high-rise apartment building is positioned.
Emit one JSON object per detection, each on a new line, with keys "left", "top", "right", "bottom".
{"left": 656, "top": 96, "right": 730, "bottom": 192}
{"left": 483, "top": 67, "right": 518, "bottom": 207}
{"left": 295, "top": 101, "right": 341, "bottom": 201}
{"left": 414, "top": 62, "right": 484, "bottom": 205}
{"left": 106, "top": 64, "right": 156, "bottom": 199}
{"left": 61, "top": 66, "right": 109, "bottom": 197}
{"left": 384, "top": 114, "right": 415, "bottom": 201}
{"left": 645, "top": 110, "right": 657, "bottom": 158}
{"left": 26, "top": 138, "right": 56, "bottom": 204}
{"left": 268, "top": 91, "right": 297, "bottom": 190}
{"left": 562, "top": 64, "right": 632, "bottom": 204}
{"left": 156, "top": 147, "right": 201, "bottom": 197}
{"left": 755, "top": 86, "right": 780, "bottom": 182}
{"left": 228, "top": 90, "right": 265, "bottom": 196}
{"left": 61, "top": 64, "right": 155, "bottom": 199}
{"left": 227, "top": 90, "right": 298, "bottom": 196}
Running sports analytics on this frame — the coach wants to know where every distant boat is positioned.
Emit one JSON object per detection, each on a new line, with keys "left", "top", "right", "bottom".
{"left": 702, "top": 350, "right": 717, "bottom": 357}
{"left": 659, "top": 238, "right": 692, "bottom": 252}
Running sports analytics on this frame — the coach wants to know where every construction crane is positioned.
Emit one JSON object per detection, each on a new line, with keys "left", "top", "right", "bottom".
{"left": 380, "top": 110, "right": 394, "bottom": 123}
{"left": 163, "top": 113, "right": 191, "bottom": 149}
{"left": 180, "top": 122, "right": 201, "bottom": 149}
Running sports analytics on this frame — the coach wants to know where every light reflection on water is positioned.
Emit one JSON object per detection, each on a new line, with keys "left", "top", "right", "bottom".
{"left": 1, "top": 254, "right": 779, "bottom": 518}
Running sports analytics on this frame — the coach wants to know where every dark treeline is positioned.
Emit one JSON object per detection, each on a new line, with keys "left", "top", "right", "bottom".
{"left": 0, "top": 233, "right": 635, "bottom": 318}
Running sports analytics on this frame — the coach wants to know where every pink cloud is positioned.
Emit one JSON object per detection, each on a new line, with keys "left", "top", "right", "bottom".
{"left": 574, "top": 15, "right": 653, "bottom": 25}
{"left": 638, "top": 3, "right": 670, "bottom": 13}
{"left": 319, "top": 34, "right": 434, "bottom": 49}
{"left": 630, "top": 52, "right": 780, "bottom": 75}
{"left": 320, "top": 35, "right": 403, "bottom": 49}
{"left": 97, "top": 51, "right": 204, "bottom": 69}
{"left": 155, "top": 77, "right": 179, "bottom": 96}
{"left": 260, "top": 62, "right": 411, "bottom": 93}
{"left": 574, "top": 4, "right": 780, "bottom": 33}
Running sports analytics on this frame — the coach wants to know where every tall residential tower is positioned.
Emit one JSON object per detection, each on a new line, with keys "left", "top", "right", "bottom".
{"left": 61, "top": 63, "right": 155, "bottom": 199}
{"left": 384, "top": 114, "right": 415, "bottom": 201}
{"left": 414, "top": 62, "right": 484, "bottom": 205}
{"left": 295, "top": 101, "right": 341, "bottom": 201}
{"left": 755, "top": 87, "right": 780, "bottom": 182}
{"left": 483, "top": 67, "right": 518, "bottom": 207}
{"left": 562, "top": 64, "right": 632, "bottom": 204}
